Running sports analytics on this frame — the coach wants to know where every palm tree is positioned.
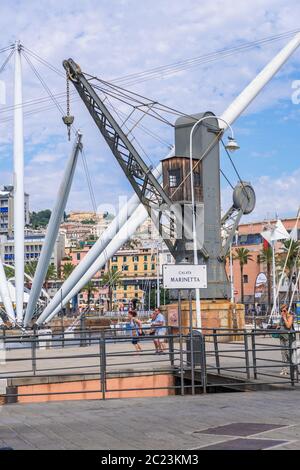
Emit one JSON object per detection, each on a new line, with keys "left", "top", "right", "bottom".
{"left": 259, "top": 246, "right": 273, "bottom": 310}
{"left": 24, "top": 260, "right": 38, "bottom": 278}
{"left": 61, "top": 262, "right": 75, "bottom": 280}
{"left": 4, "top": 265, "right": 14, "bottom": 281}
{"left": 61, "top": 262, "right": 75, "bottom": 314}
{"left": 24, "top": 261, "right": 57, "bottom": 292}
{"left": 101, "top": 269, "right": 122, "bottom": 311}
{"left": 278, "top": 239, "right": 300, "bottom": 305}
{"left": 44, "top": 263, "right": 57, "bottom": 291}
{"left": 81, "top": 281, "right": 98, "bottom": 310}
{"left": 234, "top": 248, "right": 253, "bottom": 304}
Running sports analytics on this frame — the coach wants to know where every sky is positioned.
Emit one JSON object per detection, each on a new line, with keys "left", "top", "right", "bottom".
{"left": 0, "top": 0, "right": 300, "bottom": 223}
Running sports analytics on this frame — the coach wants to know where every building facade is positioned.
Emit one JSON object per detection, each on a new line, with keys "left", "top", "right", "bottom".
{"left": 228, "top": 217, "right": 300, "bottom": 311}
{"left": 0, "top": 185, "right": 29, "bottom": 235}
{"left": 0, "top": 231, "right": 65, "bottom": 270}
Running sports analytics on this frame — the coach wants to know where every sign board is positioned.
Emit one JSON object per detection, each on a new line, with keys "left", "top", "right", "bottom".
{"left": 163, "top": 264, "right": 207, "bottom": 289}
{"left": 167, "top": 306, "right": 179, "bottom": 328}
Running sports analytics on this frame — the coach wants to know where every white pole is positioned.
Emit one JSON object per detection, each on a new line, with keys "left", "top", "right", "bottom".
{"left": 24, "top": 132, "right": 83, "bottom": 326}
{"left": 156, "top": 244, "right": 160, "bottom": 308}
{"left": 271, "top": 240, "right": 277, "bottom": 319}
{"left": 0, "top": 260, "right": 15, "bottom": 323}
{"left": 220, "top": 33, "right": 300, "bottom": 129}
{"left": 13, "top": 41, "right": 25, "bottom": 323}
{"left": 230, "top": 242, "right": 234, "bottom": 303}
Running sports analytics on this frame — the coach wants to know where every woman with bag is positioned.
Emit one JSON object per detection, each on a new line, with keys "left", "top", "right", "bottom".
{"left": 128, "top": 310, "right": 144, "bottom": 353}
{"left": 277, "top": 304, "right": 295, "bottom": 376}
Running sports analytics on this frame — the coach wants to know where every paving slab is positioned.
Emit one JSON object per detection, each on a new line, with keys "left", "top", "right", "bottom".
{"left": 1, "top": 390, "right": 300, "bottom": 449}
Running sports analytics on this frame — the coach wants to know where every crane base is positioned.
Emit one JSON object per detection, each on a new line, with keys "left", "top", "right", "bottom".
{"left": 164, "top": 300, "right": 245, "bottom": 342}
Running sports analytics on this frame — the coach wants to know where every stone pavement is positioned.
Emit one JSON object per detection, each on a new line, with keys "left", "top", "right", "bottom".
{"left": 1, "top": 390, "right": 300, "bottom": 450}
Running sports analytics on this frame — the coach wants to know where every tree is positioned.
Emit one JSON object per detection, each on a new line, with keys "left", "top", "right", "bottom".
{"left": 122, "top": 239, "right": 141, "bottom": 250}
{"left": 4, "top": 265, "right": 14, "bottom": 280}
{"left": 61, "top": 262, "right": 75, "bottom": 280}
{"left": 61, "top": 262, "right": 75, "bottom": 314}
{"left": 44, "top": 263, "right": 57, "bottom": 291}
{"left": 234, "top": 248, "right": 253, "bottom": 304}
{"left": 101, "top": 269, "right": 122, "bottom": 311}
{"left": 24, "top": 260, "right": 38, "bottom": 279}
{"left": 81, "top": 281, "right": 98, "bottom": 309}
{"left": 278, "top": 239, "right": 300, "bottom": 305}
{"left": 24, "top": 260, "right": 57, "bottom": 291}
{"left": 30, "top": 210, "right": 51, "bottom": 228}
{"left": 144, "top": 287, "right": 170, "bottom": 310}
{"left": 259, "top": 246, "right": 273, "bottom": 310}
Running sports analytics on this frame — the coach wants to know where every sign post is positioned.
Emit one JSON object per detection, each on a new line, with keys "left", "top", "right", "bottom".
{"left": 163, "top": 265, "right": 207, "bottom": 290}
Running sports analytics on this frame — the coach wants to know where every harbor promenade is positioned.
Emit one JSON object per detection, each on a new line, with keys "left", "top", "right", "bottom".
{"left": 0, "top": 390, "right": 300, "bottom": 450}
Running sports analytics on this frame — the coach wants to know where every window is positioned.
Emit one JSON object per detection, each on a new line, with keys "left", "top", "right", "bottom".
{"left": 122, "top": 265, "right": 129, "bottom": 271}
{"left": 144, "top": 255, "right": 148, "bottom": 261}
{"left": 194, "top": 171, "right": 201, "bottom": 186}
{"left": 168, "top": 168, "right": 181, "bottom": 188}
{"left": 144, "top": 264, "right": 148, "bottom": 271}
{"left": 151, "top": 264, "right": 155, "bottom": 271}
{"left": 243, "top": 275, "right": 249, "bottom": 284}
{"left": 238, "top": 233, "right": 262, "bottom": 246}
{"left": 134, "top": 265, "right": 138, "bottom": 271}
{"left": 132, "top": 256, "right": 139, "bottom": 262}
{"left": 77, "top": 253, "right": 81, "bottom": 261}
{"left": 123, "top": 256, "right": 127, "bottom": 262}
{"left": 124, "top": 285, "right": 127, "bottom": 291}
{"left": 112, "top": 256, "right": 117, "bottom": 262}
{"left": 112, "top": 265, "right": 118, "bottom": 272}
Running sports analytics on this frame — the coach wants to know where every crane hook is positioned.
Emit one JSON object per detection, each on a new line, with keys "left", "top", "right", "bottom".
{"left": 62, "top": 71, "right": 74, "bottom": 140}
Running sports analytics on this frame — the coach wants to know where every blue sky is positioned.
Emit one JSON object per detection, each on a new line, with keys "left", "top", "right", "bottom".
{"left": 0, "top": 0, "right": 300, "bottom": 222}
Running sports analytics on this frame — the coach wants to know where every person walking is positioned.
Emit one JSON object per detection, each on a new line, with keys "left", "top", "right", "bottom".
{"left": 277, "top": 304, "right": 295, "bottom": 376}
{"left": 151, "top": 308, "right": 167, "bottom": 354}
{"left": 128, "top": 310, "right": 143, "bottom": 353}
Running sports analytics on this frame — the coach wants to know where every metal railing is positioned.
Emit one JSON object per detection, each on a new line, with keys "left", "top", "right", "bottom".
{"left": 0, "top": 325, "right": 299, "bottom": 402}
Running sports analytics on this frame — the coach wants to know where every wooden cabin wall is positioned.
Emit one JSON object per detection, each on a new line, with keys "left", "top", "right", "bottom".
{"left": 162, "top": 157, "right": 203, "bottom": 203}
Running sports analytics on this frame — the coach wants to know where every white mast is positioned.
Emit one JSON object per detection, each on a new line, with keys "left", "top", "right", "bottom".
{"left": 24, "top": 132, "right": 83, "bottom": 326}
{"left": 220, "top": 33, "right": 300, "bottom": 129}
{"left": 13, "top": 41, "right": 25, "bottom": 323}
{"left": 0, "top": 260, "right": 15, "bottom": 323}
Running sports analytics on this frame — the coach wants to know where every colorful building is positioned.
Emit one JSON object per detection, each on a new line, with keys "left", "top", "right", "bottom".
{"left": 109, "top": 247, "right": 159, "bottom": 309}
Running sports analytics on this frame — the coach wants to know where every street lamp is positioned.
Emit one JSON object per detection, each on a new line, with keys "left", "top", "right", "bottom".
{"left": 189, "top": 115, "right": 239, "bottom": 329}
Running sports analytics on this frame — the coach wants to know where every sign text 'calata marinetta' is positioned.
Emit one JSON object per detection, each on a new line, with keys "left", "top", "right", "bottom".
{"left": 163, "top": 264, "right": 207, "bottom": 289}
